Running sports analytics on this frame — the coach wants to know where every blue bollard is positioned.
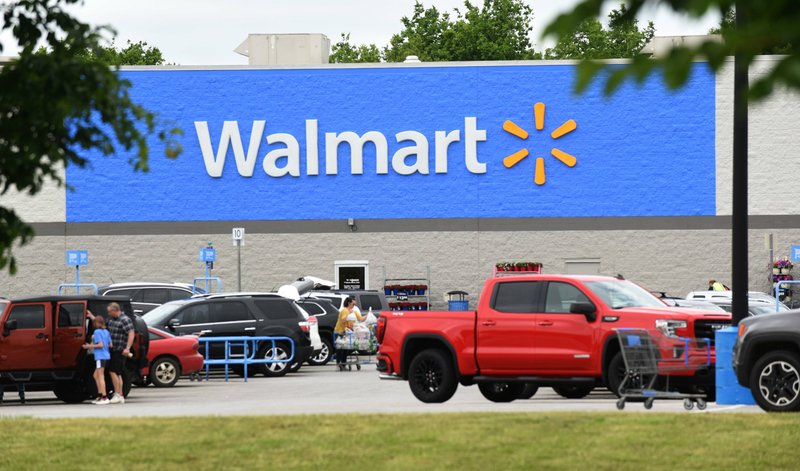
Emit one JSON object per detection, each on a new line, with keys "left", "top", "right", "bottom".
{"left": 715, "top": 327, "right": 756, "bottom": 405}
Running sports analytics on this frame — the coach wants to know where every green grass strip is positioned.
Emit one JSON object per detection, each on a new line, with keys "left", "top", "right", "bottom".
{"left": 1, "top": 412, "right": 799, "bottom": 470}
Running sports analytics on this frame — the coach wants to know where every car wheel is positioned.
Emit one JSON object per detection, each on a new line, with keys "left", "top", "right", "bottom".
{"left": 53, "top": 380, "right": 89, "bottom": 404}
{"left": 307, "top": 337, "right": 333, "bottom": 366}
{"left": 518, "top": 383, "right": 539, "bottom": 400}
{"left": 606, "top": 351, "right": 627, "bottom": 397}
{"left": 749, "top": 350, "right": 800, "bottom": 412}
{"left": 553, "top": 385, "right": 594, "bottom": 399}
{"left": 149, "top": 357, "right": 181, "bottom": 388}
{"left": 408, "top": 349, "right": 458, "bottom": 403}
{"left": 478, "top": 382, "right": 524, "bottom": 402}
{"left": 259, "top": 343, "right": 291, "bottom": 378}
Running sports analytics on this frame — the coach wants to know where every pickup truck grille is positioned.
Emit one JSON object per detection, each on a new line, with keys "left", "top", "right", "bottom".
{"left": 694, "top": 319, "right": 732, "bottom": 344}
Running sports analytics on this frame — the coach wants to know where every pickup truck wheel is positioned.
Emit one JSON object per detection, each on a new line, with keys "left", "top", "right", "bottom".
{"left": 553, "top": 385, "right": 594, "bottom": 399}
{"left": 606, "top": 352, "right": 627, "bottom": 397}
{"left": 749, "top": 350, "right": 800, "bottom": 412}
{"left": 478, "top": 382, "right": 524, "bottom": 403}
{"left": 53, "top": 381, "right": 89, "bottom": 404}
{"left": 518, "top": 383, "right": 539, "bottom": 400}
{"left": 408, "top": 349, "right": 458, "bottom": 403}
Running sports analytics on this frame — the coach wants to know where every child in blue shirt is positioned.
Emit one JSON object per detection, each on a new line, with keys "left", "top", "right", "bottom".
{"left": 83, "top": 316, "right": 112, "bottom": 405}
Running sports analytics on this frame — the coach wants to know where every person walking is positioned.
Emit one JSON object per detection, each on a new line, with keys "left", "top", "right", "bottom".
{"left": 83, "top": 316, "right": 112, "bottom": 405}
{"left": 333, "top": 297, "right": 364, "bottom": 371}
{"left": 105, "top": 302, "right": 135, "bottom": 404}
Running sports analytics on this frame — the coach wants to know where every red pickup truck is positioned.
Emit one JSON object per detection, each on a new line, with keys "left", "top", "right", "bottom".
{"left": 376, "top": 275, "right": 731, "bottom": 403}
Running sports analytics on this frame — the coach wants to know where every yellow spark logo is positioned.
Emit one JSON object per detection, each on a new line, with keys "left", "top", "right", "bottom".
{"left": 502, "top": 102, "right": 578, "bottom": 185}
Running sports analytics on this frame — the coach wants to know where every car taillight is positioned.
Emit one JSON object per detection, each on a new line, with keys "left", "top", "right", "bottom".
{"left": 193, "top": 340, "right": 200, "bottom": 351}
{"left": 298, "top": 321, "right": 310, "bottom": 333}
{"left": 376, "top": 316, "right": 386, "bottom": 343}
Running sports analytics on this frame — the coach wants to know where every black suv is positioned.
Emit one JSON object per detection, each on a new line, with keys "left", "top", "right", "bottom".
{"left": 0, "top": 295, "right": 149, "bottom": 403}
{"left": 733, "top": 310, "right": 800, "bottom": 411}
{"left": 141, "top": 294, "right": 312, "bottom": 377}
{"left": 99, "top": 282, "right": 201, "bottom": 315}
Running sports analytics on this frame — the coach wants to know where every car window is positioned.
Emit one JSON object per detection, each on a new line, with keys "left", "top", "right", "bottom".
{"left": 140, "top": 288, "right": 171, "bottom": 305}
{"left": 176, "top": 303, "right": 211, "bottom": 325}
{"left": 148, "top": 330, "right": 165, "bottom": 341}
{"left": 168, "top": 289, "right": 192, "bottom": 302}
{"left": 142, "top": 303, "right": 184, "bottom": 326}
{"left": 545, "top": 282, "right": 591, "bottom": 313}
{"left": 492, "top": 282, "right": 540, "bottom": 313}
{"left": 359, "top": 294, "right": 383, "bottom": 311}
{"left": 211, "top": 302, "right": 253, "bottom": 322}
{"left": 315, "top": 296, "right": 343, "bottom": 309}
{"left": 8, "top": 304, "right": 46, "bottom": 329}
{"left": 57, "top": 303, "right": 85, "bottom": 327}
{"left": 298, "top": 302, "right": 325, "bottom": 316}
{"left": 104, "top": 288, "right": 138, "bottom": 299}
{"left": 254, "top": 300, "right": 300, "bottom": 320}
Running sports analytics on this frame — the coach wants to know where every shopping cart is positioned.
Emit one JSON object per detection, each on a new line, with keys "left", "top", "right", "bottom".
{"left": 334, "top": 323, "right": 379, "bottom": 371}
{"left": 614, "top": 328, "right": 712, "bottom": 411}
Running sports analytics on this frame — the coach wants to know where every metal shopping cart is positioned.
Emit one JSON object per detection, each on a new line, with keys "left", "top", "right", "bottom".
{"left": 334, "top": 323, "right": 379, "bottom": 371}
{"left": 614, "top": 328, "right": 712, "bottom": 411}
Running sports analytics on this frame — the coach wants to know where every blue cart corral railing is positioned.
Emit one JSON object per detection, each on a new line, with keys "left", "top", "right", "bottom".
{"left": 199, "top": 336, "right": 294, "bottom": 382}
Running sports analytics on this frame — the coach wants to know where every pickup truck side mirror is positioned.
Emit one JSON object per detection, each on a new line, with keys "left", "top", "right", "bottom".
{"left": 3, "top": 319, "right": 18, "bottom": 337}
{"left": 570, "top": 302, "right": 597, "bottom": 322}
{"left": 167, "top": 318, "right": 181, "bottom": 331}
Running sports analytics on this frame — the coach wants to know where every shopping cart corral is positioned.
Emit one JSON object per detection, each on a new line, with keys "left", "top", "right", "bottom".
{"left": 614, "top": 328, "right": 712, "bottom": 411}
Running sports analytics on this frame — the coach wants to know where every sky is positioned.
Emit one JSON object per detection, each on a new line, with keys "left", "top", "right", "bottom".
{"left": 3, "top": 1, "right": 721, "bottom": 64}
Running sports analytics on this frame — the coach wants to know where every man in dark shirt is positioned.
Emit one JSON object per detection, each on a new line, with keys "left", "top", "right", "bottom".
{"left": 106, "top": 302, "right": 134, "bottom": 404}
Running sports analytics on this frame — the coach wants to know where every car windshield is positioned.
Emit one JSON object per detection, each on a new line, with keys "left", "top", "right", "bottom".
{"left": 142, "top": 302, "right": 185, "bottom": 326}
{"left": 749, "top": 303, "right": 788, "bottom": 315}
{"left": 584, "top": 280, "right": 666, "bottom": 309}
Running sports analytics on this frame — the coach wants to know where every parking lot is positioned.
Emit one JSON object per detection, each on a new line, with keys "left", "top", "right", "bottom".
{"left": 0, "top": 364, "right": 761, "bottom": 419}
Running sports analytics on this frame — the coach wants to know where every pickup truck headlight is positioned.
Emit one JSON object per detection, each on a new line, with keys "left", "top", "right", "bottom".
{"left": 655, "top": 319, "right": 687, "bottom": 337}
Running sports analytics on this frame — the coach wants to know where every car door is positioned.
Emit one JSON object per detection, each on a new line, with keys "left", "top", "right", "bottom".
{"left": 208, "top": 301, "right": 258, "bottom": 357}
{"left": 532, "top": 281, "right": 597, "bottom": 373}
{"left": 53, "top": 301, "right": 87, "bottom": 369}
{"left": 0, "top": 303, "right": 53, "bottom": 370}
{"left": 475, "top": 281, "right": 542, "bottom": 375}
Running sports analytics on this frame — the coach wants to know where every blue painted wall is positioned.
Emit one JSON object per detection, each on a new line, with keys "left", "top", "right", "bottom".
{"left": 66, "top": 64, "right": 716, "bottom": 222}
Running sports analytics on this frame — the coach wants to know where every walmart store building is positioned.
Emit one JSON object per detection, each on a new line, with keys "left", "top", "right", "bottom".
{"left": 3, "top": 57, "right": 800, "bottom": 306}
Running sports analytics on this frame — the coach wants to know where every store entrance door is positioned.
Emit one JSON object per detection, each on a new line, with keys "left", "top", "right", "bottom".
{"left": 335, "top": 261, "right": 369, "bottom": 290}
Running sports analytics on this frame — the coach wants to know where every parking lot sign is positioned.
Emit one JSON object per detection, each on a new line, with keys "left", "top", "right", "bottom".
{"left": 232, "top": 227, "right": 245, "bottom": 246}
{"left": 199, "top": 248, "right": 217, "bottom": 263}
{"left": 791, "top": 245, "right": 800, "bottom": 262}
{"left": 66, "top": 250, "right": 89, "bottom": 266}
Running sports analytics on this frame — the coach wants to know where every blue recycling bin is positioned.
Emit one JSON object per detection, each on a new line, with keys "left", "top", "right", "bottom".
{"left": 447, "top": 290, "right": 469, "bottom": 311}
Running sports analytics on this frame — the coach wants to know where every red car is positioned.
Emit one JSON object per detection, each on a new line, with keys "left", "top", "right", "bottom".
{"left": 142, "top": 327, "right": 204, "bottom": 387}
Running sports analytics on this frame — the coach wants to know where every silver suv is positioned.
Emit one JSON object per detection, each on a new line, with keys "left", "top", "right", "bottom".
{"left": 99, "top": 282, "right": 202, "bottom": 315}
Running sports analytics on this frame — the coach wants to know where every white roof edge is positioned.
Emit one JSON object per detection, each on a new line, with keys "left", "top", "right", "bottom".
{"left": 117, "top": 55, "right": 785, "bottom": 72}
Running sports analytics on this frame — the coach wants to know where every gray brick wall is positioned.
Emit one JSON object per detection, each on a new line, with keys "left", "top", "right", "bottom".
{"left": 2, "top": 228, "right": 794, "bottom": 308}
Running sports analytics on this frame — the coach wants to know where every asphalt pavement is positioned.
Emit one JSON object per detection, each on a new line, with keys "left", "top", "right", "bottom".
{"left": 0, "top": 364, "right": 762, "bottom": 419}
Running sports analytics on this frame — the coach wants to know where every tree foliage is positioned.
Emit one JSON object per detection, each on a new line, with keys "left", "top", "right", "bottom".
{"left": 709, "top": 7, "right": 793, "bottom": 55}
{"left": 329, "top": 33, "right": 381, "bottom": 63}
{"left": 544, "top": 0, "right": 800, "bottom": 99}
{"left": 0, "top": 0, "right": 182, "bottom": 273}
{"left": 546, "top": 5, "right": 655, "bottom": 60}
{"left": 332, "top": 0, "right": 539, "bottom": 63}
{"left": 77, "top": 39, "right": 166, "bottom": 66}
